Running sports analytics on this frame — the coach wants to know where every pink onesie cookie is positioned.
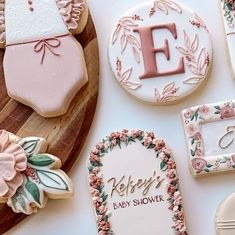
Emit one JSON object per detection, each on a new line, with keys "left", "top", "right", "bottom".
{"left": 0, "top": 0, "right": 88, "bottom": 117}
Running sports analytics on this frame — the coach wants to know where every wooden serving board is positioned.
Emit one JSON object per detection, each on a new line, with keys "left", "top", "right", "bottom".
{"left": 0, "top": 13, "right": 99, "bottom": 234}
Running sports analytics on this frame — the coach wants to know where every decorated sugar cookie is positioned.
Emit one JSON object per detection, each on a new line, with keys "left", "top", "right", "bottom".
{"left": 219, "top": 0, "right": 235, "bottom": 77}
{"left": 0, "top": 0, "right": 89, "bottom": 117}
{"left": 182, "top": 100, "right": 235, "bottom": 177}
{"left": 215, "top": 193, "right": 235, "bottom": 235}
{"left": 0, "top": 130, "right": 73, "bottom": 214}
{"left": 88, "top": 130, "right": 187, "bottom": 235}
{"left": 108, "top": 1, "right": 212, "bottom": 104}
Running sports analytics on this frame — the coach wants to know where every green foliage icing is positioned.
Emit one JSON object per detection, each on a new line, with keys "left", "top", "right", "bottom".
{"left": 28, "top": 154, "right": 55, "bottom": 166}
{"left": 25, "top": 180, "right": 41, "bottom": 204}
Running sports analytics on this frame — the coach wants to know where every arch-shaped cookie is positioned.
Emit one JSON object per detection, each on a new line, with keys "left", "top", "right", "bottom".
{"left": 88, "top": 130, "right": 187, "bottom": 235}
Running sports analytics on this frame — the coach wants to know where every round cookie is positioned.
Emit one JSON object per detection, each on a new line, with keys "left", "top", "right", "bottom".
{"left": 215, "top": 193, "right": 235, "bottom": 235}
{"left": 108, "top": 0, "right": 212, "bottom": 105}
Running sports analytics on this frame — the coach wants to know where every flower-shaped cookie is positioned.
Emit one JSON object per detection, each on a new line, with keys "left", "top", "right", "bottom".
{"left": 0, "top": 130, "right": 27, "bottom": 198}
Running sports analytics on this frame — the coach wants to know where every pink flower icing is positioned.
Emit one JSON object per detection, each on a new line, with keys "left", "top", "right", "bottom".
{"left": 192, "top": 158, "right": 207, "bottom": 173}
{"left": 194, "top": 132, "right": 202, "bottom": 141}
{"left": 186, "top": 123, "right": 197, "bottom": 136}
{"left": 198, "top": 105, "right": 210, "bottom": 116}
{"left": 56, "top": 0, "right": 85, "bottom": 30}
{"left": 0, "top": 130, "right": 27, "bottom": 198}
{"left": 184, "top": 109, "right": 192, "bottom": 119}
{"left": 232, "top": 154, "right": 235, "bottom": 163}
{"left": 220, "top": 104, "right": 235, "bottom": 119}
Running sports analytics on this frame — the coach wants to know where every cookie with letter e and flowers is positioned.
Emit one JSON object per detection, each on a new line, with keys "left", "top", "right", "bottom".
{"left": 108, "top": 0, "right": 212, "bottom": 105}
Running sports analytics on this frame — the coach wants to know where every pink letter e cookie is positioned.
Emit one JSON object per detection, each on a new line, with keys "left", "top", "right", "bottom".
{"left": 108, "top": 1, "right": 212, "bottom": 105}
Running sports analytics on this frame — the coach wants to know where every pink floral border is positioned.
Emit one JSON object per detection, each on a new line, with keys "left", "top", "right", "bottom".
{"left": 88, "top": 130, "right": 187, "bottom": 235}
{"left": 182, "top": 100, "right": 235, "bottom": 177}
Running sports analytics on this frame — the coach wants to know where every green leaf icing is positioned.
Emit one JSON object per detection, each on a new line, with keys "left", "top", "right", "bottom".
{"left": 25, "top": 181, "right": 41, "bottom": 204}
{"left": 160, "top": 161, "right": 167, "bottom": 171}
{"left": 36, "top": 170, "right": 69, "bottom": 191}
{"left": 22, "top": 139, "right": 40, "bottom": 155}
{"left": 28, "top": 154, "right": 55, "bottom": 166}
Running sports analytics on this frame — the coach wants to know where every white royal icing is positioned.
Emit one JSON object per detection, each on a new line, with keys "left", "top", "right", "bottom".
{"left": 5, "top": 0, "right": 68, "bottom": 44}
{"left": 102, "top": 143, "right": 173, "bottom": 235}
{"left": 108, "top": 0, "right": 212, "bottom": 105}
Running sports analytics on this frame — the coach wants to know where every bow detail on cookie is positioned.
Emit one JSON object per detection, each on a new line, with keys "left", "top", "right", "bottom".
{"left": 0, "top": 130, "right": 27, "bottom": 199}
{"left": 34, "top": 37, "right": 61, "bottom": 64}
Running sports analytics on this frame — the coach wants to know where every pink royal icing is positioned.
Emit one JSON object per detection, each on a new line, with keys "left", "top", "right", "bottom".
{"left": 56, "top": 0, "right": 85, "bottom": 30}
{"left": 0, "top": 0, "right": 5, "bottom": 44}
{"left": 4, "top": 34, "right": 88, "bottom": 117}
{"left": 133, "top": 23, "right": 185, "bottom": 79}
{"left": 0, "top": 130, "right": 27, "bottom": 198}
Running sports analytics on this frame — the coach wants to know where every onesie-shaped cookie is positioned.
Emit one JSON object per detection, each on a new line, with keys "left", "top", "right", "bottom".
{"left": 88, "top": 130, "right": 187, "bottom": 235}
{"left": 0, "top": 0, "right": 88, "bottom": 117}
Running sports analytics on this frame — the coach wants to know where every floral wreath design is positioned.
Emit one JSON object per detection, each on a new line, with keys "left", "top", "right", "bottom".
{"left": 182, "top": 100, "right": 235, "bottom": 177}
{"left": 88, "top": 130, "right": 187, "bottom": 235}
{"left": 115, "top": 58, "right": 142, "bottom": 90}
{"left": 149, "top": 0, "right": 182, "bottom": 16}
{"left": 154, "top": 82, "right": 180, "bottom": 102}
{"left": 176, "top": 30, "right": 210, "bottom": 85}
{"left": 221, "top": 0, "right": 235, "bottom": 27}
{"left": 112, "top": 15, "right": 143, "bottom": 63}
{"left": 110, "top": 1, "right": 211, "bottom": 103}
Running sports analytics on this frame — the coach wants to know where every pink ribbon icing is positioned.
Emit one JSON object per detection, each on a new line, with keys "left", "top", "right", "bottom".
{"left": 56, "top": 0, "right": 85, "bottom": 30}
{"left": 0, "top": 130, "right": 27, "bottom": 198}
{"left": 34, "top": 37, "right": 61, "bottom": 64}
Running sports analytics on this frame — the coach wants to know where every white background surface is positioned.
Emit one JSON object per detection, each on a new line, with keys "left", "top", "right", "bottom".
{"left": 6, "top": 0, "right": 235, "bottom": 234}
